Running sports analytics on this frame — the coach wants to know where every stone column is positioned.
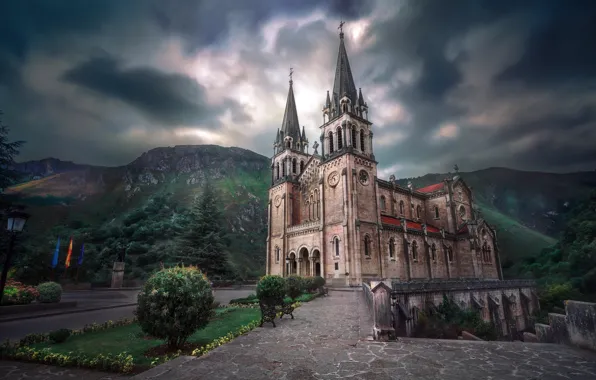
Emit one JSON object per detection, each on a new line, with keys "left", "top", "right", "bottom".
{"left": 343, "top": 125, "right": 347, "bottom": 150}
{"left": 297, "top": 258, "right": 302, "bottom": 276}
{"left": 320, "top": 134, "right": 325, "bottom": 157}
{"left": 369, "top": 132, "right": 374, "bottom": 155}
{"left": 111, "top": 262, "right": 125, "bottom": 288}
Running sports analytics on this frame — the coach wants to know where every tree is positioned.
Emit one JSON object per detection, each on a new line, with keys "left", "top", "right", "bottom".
{"left": 0, "top": 111, "right": 25, "bottom": 192}
{"left": 176, "top": 182, "right": 232, "bottom": 278}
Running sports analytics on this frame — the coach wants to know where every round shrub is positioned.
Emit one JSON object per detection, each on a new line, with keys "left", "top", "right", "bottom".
{"left": 302, "top": 277, "right": 317, "bottom": 293}
{"left": 256, "top": 275, "right": 286, "bottom": 303}
{"left": 135, "top": 266, "right": 214, "bottom": 349}
{"left": 313, "top": 276, "right": 326, "bottom": 289}
{"left": 37, "top": 282, "right": 63, "bottom": 303}
{"left": 49, "top": 328, "right": 71, "bottom": 344}
{"left": 1, "top": 280, "right": 39, "bottom": 305}
{"left": 285, "top": 275, "right": 304, "bottom": 301}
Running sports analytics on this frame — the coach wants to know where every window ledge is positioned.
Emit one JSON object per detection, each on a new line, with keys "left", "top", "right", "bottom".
{"left": 389, "top": 258, "right": 396, "bottom": 261}
{"left": 365, "top": 256, "right": 372, "bottom": 260}
{"left": 333, "top": 256, "right": 340, "bottom": 261}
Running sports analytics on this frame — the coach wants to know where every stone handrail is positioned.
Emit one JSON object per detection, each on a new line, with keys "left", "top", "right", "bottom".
{"left": 362, "top": 283, "right": 373, "bottom": 310}
{"left": 287, "top": 220, "right": 320, "bottom": 233}
{"left": 391, "top": 278, "right": 535, "bottom": 294}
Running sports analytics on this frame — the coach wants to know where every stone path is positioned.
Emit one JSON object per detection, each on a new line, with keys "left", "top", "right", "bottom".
{"left": 0, "top": 361, "right": 124, "bottom": 380}
{"left": 132, "top": 291, "right": 596, "bottom": 380}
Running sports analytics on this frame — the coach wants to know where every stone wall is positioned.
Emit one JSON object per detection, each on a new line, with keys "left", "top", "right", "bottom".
{"left": 389, "top": 279, "right": 538, "bottom": 339}
{"left": 536, "top": 301, "right": 596, "bottom": 352}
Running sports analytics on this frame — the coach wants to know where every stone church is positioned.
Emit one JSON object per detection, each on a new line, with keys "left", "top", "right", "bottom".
{"left": 265, "top": 27, "right": 503, "bottom": 287}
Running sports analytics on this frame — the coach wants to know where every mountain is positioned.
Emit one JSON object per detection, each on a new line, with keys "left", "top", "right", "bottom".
{"left": 8, "top": 150, "right": 596, "bottom": 281}
{"left": 7, "top": 145, "right": 271, "bottom": 280}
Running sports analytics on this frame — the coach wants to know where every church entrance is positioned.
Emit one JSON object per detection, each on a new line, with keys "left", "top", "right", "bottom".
{"left": 299, "top": 248, "right": 309, "bottom": 276}
{"left": 287, "top": 252, "right": 297, "bottom": 275}
{"left": 315, "top": 262, "right": 321, "bottom": 277}
{"left": 311, "top": 249, "right": 321, "bottom": 277}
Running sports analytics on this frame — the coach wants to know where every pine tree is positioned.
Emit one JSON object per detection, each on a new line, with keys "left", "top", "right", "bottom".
{"left": 176, "top": 182, "right": 232, "bottom": 278}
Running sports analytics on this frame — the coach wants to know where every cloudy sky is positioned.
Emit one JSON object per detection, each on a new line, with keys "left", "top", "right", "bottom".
{"left": 1, "top": 0, "right": 595, "bottom": 178}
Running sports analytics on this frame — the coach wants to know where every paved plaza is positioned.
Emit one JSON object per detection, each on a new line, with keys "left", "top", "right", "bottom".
{"left": 133, "top": 291, "right": 596, "bottom": 380}
{"left": 2, "top": 290, "right": 596, "bottom": 379}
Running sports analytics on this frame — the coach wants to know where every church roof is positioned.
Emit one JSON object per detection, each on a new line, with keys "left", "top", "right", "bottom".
{"left": 380, "top": 215, "right": 440, "bottom": 233}
{"left": 280, "top": 79, "right": 301, "bottom": 144}
{"left": 416, "top": 182, "right": 445, "bottom": 193}
{"left": 332, "top": 31, "right": 358, "bottom": 110}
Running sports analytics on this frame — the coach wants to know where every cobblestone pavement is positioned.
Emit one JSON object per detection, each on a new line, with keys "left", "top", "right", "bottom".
{"left": 132, "top": 291, "right": 596, "bottom": 380}
{"left": 0, "top": 361, "right": 124, "bottom": 380}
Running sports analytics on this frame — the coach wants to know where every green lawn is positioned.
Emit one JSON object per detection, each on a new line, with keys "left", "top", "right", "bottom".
{"left": 31, "top": 307, "right": 260, "bottom": 366}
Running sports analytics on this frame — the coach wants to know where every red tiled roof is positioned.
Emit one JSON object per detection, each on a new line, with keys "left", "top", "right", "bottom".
{"left": 381, "top": 215, "right": 401, "bottom": 226}
{"left": 381, "top": 215, "right": 441, "bottom": 233}
{"left": 416, "top": 182, "right": 445, "bottom": 193}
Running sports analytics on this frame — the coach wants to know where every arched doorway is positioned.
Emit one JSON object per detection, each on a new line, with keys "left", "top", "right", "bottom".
{"left": 312, "top": 249, "right": 321, "bottom": 276}
{"left": 287, "top": 252, "right": 297, "bottom": 275}
{"left": 299, "top": 247, "right": 309, "bottom": 276}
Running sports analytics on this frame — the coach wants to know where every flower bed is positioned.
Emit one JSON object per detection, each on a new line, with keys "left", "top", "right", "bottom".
{"left": 1, "top": 280, "right": 39, "bottom": 305}
{"left": 0, "top": 308, "right": 265, "bottom": 374}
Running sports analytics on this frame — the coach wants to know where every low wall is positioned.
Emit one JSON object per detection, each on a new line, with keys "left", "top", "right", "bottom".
{"left": 535, "top": 301, "right": 596, "bottom": 352}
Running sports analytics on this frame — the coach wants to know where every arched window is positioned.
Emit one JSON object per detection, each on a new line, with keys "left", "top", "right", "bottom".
{"left": 364, "top": 235, "right": 371, "bottom": 256}
{"left": 487, "top": 245, "right": 492, "bottom": 263}
{"left": 447, "top": 247, "right": 453, "bottom": 262}
{"left": 412, "top": 241, "right": 418, "bottom": 261}
{"left": 328, "top": 131, "right": 334, "bottom": 153}
{"left": 431, "top": 244, "right": 437, "bottom": 261}
{"left": 309, "top": 195, "right": 313, "bottom": 220}
{"left": 300, "top": 160, "right": 304, "bottom": 173}
{"left": 275, "top": 246, "right": 280, "bottom": 262}
{"left": 334, "top": 237, "right": 340, "bottom": 257}
{"left": 292, "top": 158, "right": 297, "bottom": 174}
{"left": 337, "top": 127, "right": 343, "bottom": 149}
{"left": 389, "top": 238, "right": 395, "bottom": 258}
{"left": 315, "top": 190, "right": 320, "bottom": 219}
{"left": 416, "top": 205, "right": 421, "bottom": 219}
{"left": 380, "top": 196, "right": 386, "bottom": 210}
{"left": 360, "top": 130, "right": 366, "bottom": 153}
{"left": 434, "top": 206, "right": 439, "bottom": 219}
{"left": 399, "top": 201, "right": 404, "bottom": 215}
{"left": 276, "top": 163, "right": 280, "bottom": 179}
{"left": 459, "top": 205, "right": 466, "bottom": 218}
{"left": 282, "top": 160, "right": 286, "bottom": 177}
{"left": 286, "top": 140, "right": 290, "bottom": 149}
{"left": 352, "top": 127, "right": 357, "bottom": 149}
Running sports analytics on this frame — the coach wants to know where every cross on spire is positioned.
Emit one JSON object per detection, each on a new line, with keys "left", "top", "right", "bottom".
{"left": 289, "top": 67, "right": 293, "bottom": 83}
{"left": 338, "top": 19, "right": 345, "bottom": 36}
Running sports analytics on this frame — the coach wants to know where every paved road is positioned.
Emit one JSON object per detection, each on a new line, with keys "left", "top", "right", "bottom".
{"left": 134, "top": 291, "right": 596, "bottom": 380}
{"left": 0, "top": 289, "right": 254, "bottom": 341}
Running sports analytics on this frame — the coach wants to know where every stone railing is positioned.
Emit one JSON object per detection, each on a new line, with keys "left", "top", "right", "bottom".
{"left": 391, "top": 278, "right": 535, "bottom": 294}
{"left": 535, "top": 300, "right": 596, "bottom": 352}
{"left": 287, "top": 220, "right": 320, "bottom": 233}
{"left": 362, "top": 283, "right": 373, "bottom": 310}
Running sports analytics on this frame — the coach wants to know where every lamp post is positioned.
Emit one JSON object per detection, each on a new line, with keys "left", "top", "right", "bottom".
{"left": 0, "top": 209, "right": 30, "bottom": 305}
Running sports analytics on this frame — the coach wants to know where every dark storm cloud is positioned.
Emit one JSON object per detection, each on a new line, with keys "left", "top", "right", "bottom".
{"left": 496, "top": 1, "right": 596, "bottom": 86}
{"left": 364, "top": 0, "right": 596, "bottom": 176}
{"left": 151, "top": 0, "right": 374, "bottom": 54}
{"left": 61, "top": 55, "right": 239, "bottom": 127}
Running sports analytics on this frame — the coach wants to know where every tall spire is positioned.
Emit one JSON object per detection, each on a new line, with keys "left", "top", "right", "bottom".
{"left": 280, "top": 68, "right": 301, "bottom": 148}
{"left": 332, "top": 21, "right": 357, "bottom": 113}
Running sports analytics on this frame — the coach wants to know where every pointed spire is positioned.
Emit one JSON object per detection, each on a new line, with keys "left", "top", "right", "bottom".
{"left": 301, "top": 126, "right": 306, "bottom": 140}
{"left": 280, "top": 68, "right": 301, "bottom": 147}
{"left": 332, "top": 21, "right": 357, "bottom": 114}
{"left": 325, "top": 90, "right": 331, "bottom": 108}
{"left": 358, "top": 88, "right": 365, "bottom": 105}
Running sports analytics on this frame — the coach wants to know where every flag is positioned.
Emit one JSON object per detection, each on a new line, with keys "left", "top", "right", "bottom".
{"left": 65, "top": 237, "right": 73, "bottom": 268}
{"left": 51, "top": 238, "right": 60, "bottom": 268}
{"left": 78, "top": 243, "right": 85, "bottom": 266}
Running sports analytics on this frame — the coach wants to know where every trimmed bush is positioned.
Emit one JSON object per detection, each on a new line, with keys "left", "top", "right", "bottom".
{"left": 313, "top": 276, "right": 326, "bottom": 289}
{"left": 135, "top": 266, "right": 214, "bottom": 349}
{"left": 256, "top": 275, "right": 286, "bottom": 303}
{"left": 36, "top": 282, "right": 63, "bottom": 303}
{"left": 285, "top": 275, "right": 304, "bottom": 301}
{"left": 302, "top": 277, "right": 317, "bottom": 293}
{"left": 49, "top": 328, "right": 71, "bottom": 344}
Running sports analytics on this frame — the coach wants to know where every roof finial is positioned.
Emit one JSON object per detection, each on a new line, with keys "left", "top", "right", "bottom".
{"left": 338, "top": 19, "right": 345, "bottom": 38}
{"left": 289, "top": 67, "right": 293, "bottom": 85}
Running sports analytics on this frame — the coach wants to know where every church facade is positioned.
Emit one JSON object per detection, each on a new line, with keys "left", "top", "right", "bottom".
{"left": 265, "top": 28, "right": 503, "bottom": 287}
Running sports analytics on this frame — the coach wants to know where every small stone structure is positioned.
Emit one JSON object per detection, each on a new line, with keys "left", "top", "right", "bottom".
{"left": 536, "top": 300, "right": 596, "bottom": 352}
{"left": 110, "top": 262, "right": 125, "bottom": 288}
{"left": 364, "top": 278, "right": 538, "bottom": 340}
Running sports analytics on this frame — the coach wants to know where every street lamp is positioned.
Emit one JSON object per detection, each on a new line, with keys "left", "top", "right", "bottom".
{"left": 0, "top": 209, "right": 30, "bottom": 305}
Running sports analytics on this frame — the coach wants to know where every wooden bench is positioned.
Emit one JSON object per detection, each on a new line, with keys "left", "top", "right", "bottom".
{"left": 279, "top": 302, "right": 295, "bottom": 319}
{"left": 259, "top": 300, "right": 279, "bottom": 327}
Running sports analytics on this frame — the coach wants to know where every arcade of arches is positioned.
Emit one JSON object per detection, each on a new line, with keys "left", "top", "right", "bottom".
{"left": 286, "top": 248, "right": 322, "bottom": 277}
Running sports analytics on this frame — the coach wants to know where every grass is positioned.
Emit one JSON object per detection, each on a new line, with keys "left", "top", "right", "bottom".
{"left": 478, "top": 202, "right": 556, "bottom": 277}
{"left": 30, "top": 307, "right": 260, "bottom": 367}
{"left": 229, "top": 292, "right": 319, "bottom": 305}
